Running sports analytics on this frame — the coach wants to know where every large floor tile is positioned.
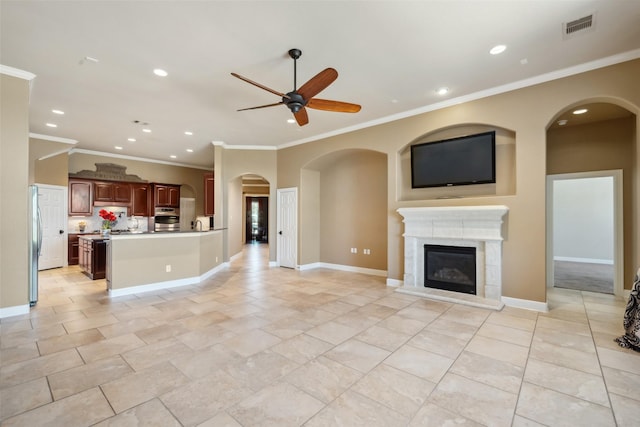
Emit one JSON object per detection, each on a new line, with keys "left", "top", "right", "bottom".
{"left": 228, "top": 382, "right": 324, "bottom": 427}
{"left": 1, "top": 387, "right": 114, "bottom": 426}
{"left": 384, "top": 344, "right": 454, "bottom": 383}
{"left": 516, "top": 382, "right": 615, "bottom": 426}
{"left": 305, "top": 389, "right": 409, "bottom": 427}
{"left": 93, "top": 398, "right": 182, "bottom": 426}
{"left": 284, "top": 355, "right": 363, "bottom": 403}
{"left": 430, "top": 373, "right": 518, "bottom": 427}
{"left": 351, "top": 363, "right": 435, "bottom": 418}
{"left": 101, "top": 362, "right": 190, "bottom": 413}
{"left": 324, "top": 338, "right": 391, "bottom": 374}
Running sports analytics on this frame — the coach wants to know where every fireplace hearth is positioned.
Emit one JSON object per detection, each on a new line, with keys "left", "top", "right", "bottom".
{"left": 425, "top": 245, "right": 476, "bottom": 294}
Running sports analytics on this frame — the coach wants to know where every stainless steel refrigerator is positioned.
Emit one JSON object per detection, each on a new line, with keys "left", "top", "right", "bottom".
{"left": 29, "top": 185, "right": 42, "bottom": 306}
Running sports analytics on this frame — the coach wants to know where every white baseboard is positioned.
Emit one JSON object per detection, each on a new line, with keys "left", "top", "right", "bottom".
{"left": 554, "top": 256, "right": 613, "bottom": 265}
{"left": 269, "top": 261, "right": 278, "bottom": 267}
{"left": 109, "top": 263, "right": 227, "bottom": 298}
{"left": 386, "top": 278, "right": 403, "bottom": 287}
{"left": 297, "top": 262, "right": 387, "bottom": 277}
{"left": 0, "top": 304, "right": 30, "bottom": 319}
{"left": 501, "top": 296, "right": 549, "bottom": 312}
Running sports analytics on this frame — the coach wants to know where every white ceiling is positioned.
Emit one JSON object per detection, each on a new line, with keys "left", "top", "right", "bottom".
{"left": 2, "top": 1, "right": 640, "bottom": 168}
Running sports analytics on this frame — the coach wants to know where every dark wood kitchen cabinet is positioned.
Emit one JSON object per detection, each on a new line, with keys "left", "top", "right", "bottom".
{"left": 68, "top": 234, "right": 80, "bottom": 265}
{"left": 94, "top": 181, "right": 131, "bottom": 204}
{"left": 153, "top": 184, "right": 180, "bottom": 208}
{"left": 79, "top": 236, "right": 106, "bottom": 280}
{"left": 68, "top": 179, "right": 93, "bottom": 215}
{"left": 204, "top": 173, "right": 214, "bottom": 216}
{"left": 130, "top": 183, "right": 150, "bottom": 216}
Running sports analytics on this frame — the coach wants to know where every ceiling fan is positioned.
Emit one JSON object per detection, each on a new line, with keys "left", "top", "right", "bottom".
{"left": 231, "top": 49, "right": 361, "bottom": 126}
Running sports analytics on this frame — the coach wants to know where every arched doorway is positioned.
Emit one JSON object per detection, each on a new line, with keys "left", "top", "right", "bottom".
{"left": 546, "top": 102, "right": 636, "bottom": 296}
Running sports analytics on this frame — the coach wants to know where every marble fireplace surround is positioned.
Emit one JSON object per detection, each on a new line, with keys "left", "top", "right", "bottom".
{"left": 396, "top": 206, "right": 509, "bottom": 310}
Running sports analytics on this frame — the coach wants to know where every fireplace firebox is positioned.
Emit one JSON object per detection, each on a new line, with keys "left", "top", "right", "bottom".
{"left": 424, "top": 244, "right": 476, "bottom": 295}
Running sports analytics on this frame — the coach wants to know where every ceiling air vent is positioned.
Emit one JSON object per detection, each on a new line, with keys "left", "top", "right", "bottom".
{"left": 563, "top": 13, "right": 595, "bottom": 39}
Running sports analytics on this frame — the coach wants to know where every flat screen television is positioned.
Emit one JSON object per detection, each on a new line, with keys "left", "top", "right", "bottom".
{"left": 411, "top": 131, "right": 496, "bottom": 188}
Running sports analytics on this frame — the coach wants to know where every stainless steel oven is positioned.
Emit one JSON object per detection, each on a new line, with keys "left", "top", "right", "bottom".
{"left": 153, "top": 207, "right": 180, "bottom": 232}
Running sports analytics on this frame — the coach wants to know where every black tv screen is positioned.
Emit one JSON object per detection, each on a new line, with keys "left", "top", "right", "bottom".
{"left": 411, "top": 131, "right": 496, "bottom": 188}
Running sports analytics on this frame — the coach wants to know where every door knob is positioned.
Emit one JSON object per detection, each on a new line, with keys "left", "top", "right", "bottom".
{"left": 279, "top": 231, "right": 282, "bottom": 235}
{"left": 59, "top": 229, "right": 64, "bottom": 234}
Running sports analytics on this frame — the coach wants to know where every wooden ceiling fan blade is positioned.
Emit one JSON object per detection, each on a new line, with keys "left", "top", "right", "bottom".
{"left": 231, "top": 72, "right": 286, "bottom": 98}
{"left": 294, "top": 108, "right": 309, "bottom": 126}
{"left": 307, "top": 98, "right": 361, "bottom": 113}
{"left": 297, "top": 68, "right": 338, "bottom": 100}
{"left": 237, "top": 102, "right": 283, "bottom": 112}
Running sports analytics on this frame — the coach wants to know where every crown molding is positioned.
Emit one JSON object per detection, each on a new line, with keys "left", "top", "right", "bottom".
{"left": 69, "top": 148, "right": 212, "bottom": 170}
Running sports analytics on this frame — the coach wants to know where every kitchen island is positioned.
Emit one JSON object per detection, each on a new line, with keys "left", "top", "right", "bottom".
{"left": 106, "top": 229, "right": 225, "bottom": 297}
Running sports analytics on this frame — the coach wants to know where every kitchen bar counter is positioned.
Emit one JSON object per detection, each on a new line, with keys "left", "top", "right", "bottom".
{"left": 107, "top": 229, "right": 225, "bottom": 296}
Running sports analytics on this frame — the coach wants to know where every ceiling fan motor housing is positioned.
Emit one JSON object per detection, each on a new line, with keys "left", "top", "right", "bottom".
{"left": 284, "top": 92, "right": 306, "bottom": 113}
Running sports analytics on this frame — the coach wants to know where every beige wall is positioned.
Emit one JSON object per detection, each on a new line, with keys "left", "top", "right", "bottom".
{"left": 278, "top": 59, "right": 640, "bottom": 303}
{"left": 0, "top": 73, "right": 31, "bottom": 310}
{"left": 548, "top": 116, "right": 636, "bottom": 282}
{"left": 29, "top": 137, "right": 72, "bottom": 186}
{"left": 316, "top": 150, "right": 387, "bottom": 269}
{"left": 69, "top": 152, "right": 209, "bottom": 216}
{"left": 218, "top": 148, "right": 277, "bottom": 261}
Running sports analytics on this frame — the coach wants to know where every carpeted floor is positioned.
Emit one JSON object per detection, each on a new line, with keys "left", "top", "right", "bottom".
{"left": 554, "top": 260, "right": 614, "bottom": 294}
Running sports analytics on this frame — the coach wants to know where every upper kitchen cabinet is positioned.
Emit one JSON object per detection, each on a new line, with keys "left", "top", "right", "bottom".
{"left": 68, "top": 179, "right": 93, "bottom": 215}
{"left": 94, "top": 181, "right": 131, "bottom": 205}
{"left": 204, "top": 172, "right": 214, "bottom": 216}
{"left": 131, "top": 183, "right": 150, "bottom": 216}
{"left": 153, "top": 183, "right": 180, "bottom": 208}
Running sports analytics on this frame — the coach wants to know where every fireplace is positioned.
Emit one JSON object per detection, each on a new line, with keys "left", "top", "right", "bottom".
{"left": 424, "top": 245, "right": 476, "bottom": 295}
{"left": 396, "top": 206, "right": 508, "bottom": 307}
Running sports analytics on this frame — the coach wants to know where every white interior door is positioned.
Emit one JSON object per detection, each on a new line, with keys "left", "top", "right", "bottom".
{"left": 277, "top": 187, "right": 297, "bottom": 268}
{"left": 38, "top": 185, "right": 67, "bottom": 270}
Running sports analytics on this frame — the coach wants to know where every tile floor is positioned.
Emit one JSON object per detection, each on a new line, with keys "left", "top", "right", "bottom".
{"left": 1, "top": 243, "right": 638, "bottom": 426}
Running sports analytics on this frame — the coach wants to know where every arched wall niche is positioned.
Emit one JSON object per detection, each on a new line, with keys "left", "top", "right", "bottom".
{"left": 299, "top": 148, "right": 388, "bottom": 270}
{"left": 398, "top": 123, "right": 516, "bottom": 201}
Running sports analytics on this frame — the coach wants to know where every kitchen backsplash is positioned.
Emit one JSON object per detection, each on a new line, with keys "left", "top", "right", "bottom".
{"left": 68, "top": 207, "right": 149, "bottom": 233}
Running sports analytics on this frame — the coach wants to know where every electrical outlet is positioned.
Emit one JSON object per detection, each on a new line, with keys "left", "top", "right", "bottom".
{"left": 165, "top": 264, "right": 171, "bottom": 272}
{"left": 364, "top": 249, "right": 371, "bottom": 255}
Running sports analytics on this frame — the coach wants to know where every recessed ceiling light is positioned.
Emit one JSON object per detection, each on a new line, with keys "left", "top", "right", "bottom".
{"left": 153, "top": 69, "right": 168, "bottom": 77}
{"left": 51, "top": 109, "right": 65, "bottom": 115}
{"left": 573, "top": 108, "right": 588, "bottom": 115}
{"left": 127, "top": 138, "right": 136, "bottom": 142}
{"left": 436, "top": 87, "right": 449, "bottom": 96}
{"left": 170, "top": 155, "right": 177, "bottom": 159}
{"left": 186, "top": 148, "right": 194, "bottom": 153}
{"left": 184, "top": 131, "right": 193, "bottom": 136}
{"left": 142, "top": 128, "right": 151, "bottom": 133}
{"left": 490, "top": 44, "right": 507, "bottom": 55}
{"left": 46, "top": 123, "right": 57, "bottom": 128}
{"left": 557, "top": 119, "right": 568, "bottom": 126}
{"left": 115, "top": 146, "right": 123, "bottom": 150}
{"left": 287, "top": 119, "right": 296, "bottom": 124}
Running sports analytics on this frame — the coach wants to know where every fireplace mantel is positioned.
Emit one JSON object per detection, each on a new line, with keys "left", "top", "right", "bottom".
{"left": 397, "top": 206, "right": 509, "bottom": 309}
